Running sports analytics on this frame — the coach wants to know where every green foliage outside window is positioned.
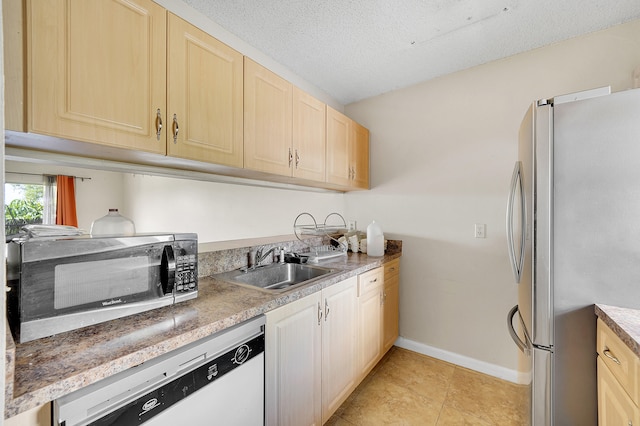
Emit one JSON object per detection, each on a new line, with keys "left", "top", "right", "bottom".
{"left": 5, "top": 184, "right": 44, "bottom": 235}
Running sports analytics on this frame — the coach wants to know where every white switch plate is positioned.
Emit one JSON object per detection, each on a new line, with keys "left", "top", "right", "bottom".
{"left": 474, "top": 223, "right": 486, "bottom": 238}
{"left": 348, "top": 220, "right": 357, "bottom": 231}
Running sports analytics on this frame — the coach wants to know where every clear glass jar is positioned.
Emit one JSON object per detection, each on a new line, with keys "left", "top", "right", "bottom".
{"left": 90, "top": 209, "right": 136, "bottom": 236}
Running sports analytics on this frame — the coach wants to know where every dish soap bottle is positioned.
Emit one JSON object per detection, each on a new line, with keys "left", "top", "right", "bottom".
{"left": 366, "top": 220, "right": 384, "bottom": 257}
{"left": 90, "top": 209, "right": 136, "bottom": 236}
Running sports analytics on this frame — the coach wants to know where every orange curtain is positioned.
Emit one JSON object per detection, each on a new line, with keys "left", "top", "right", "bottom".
{"left": 55, "top": 175, "right": 78, "bottom": 227}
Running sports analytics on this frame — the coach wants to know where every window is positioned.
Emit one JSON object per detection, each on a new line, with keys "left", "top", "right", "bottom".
{"left": 5, "top": 183, "right": 44, "bottom": 236}
{"left": 5, "top": 174, "right": 57, "bottom": 238}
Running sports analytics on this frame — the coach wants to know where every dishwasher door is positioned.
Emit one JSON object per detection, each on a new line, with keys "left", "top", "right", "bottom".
{"left": 54, "top": 316, "right": 265, "bottom": 426}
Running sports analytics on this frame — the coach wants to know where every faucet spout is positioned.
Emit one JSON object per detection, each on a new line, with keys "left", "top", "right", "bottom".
{"left": 254, "top": 246, "right": 277, "bottom": 267}
{"left": 252, "top": 246, "right": 287, "bottom": 268}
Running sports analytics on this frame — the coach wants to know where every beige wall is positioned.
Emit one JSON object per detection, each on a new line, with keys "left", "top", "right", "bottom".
{"left": 344, "top": 19, "right": 640, "bottom": 381}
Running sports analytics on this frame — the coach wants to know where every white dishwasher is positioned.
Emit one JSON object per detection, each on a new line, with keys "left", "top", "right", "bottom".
{"left": 54, "top": 316, "right": 265, "bottom": 426}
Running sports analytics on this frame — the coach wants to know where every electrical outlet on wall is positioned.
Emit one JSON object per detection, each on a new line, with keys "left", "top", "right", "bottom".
{"left": 474, "top": 223, "right": 486, "bottom": 238}
{"left": 348, "top": 220, "right": 357, "bottom": 231}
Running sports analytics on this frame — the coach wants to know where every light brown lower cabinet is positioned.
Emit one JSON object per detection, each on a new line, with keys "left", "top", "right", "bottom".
{"left": 357, "top": 267, "right": 384, "bottom": 380}
{"left": 597, "top": 318, "right": 640, "bottom": 425}
{"left": 383, "top": 259, "right": 400, "bottom": 352}
{"left": 5, "top": 402, "right": 51, "bottom": 426}
{"left": 357, "top": 261, "right": 400, "bottom": 382}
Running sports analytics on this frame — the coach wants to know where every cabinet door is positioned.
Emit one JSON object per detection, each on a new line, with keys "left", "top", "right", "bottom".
{"left": 382, "top": 278, "right": 399, "bottom": 352}
{"left": 266, "top": 292, "right": 322, "bottom": 426}
{"left": 597, "top": 318, "right": 640, "bottom": 404}
{"left": 351, "top": 120, "right": 370, "bottom": 189}
{"left": 326, "top": 106, "right": 351, "bottom": 186}
{"left": 244, "top": 57, "right": 293, "bottom": 176}
{"left": 28, "top": 0, "right": 167, "bottom": 153}
{"left": 322, "top": 276, "right": 358, "bottom": 423}
{"left": 383, "top": 259, "right": 400, "bottom": 352}
{"left": 293, "top": 87, "right": 326, "bottom": 182}
{"left": 357, "top": 267, "right": 384, "bottom": 380}
{"left": 598, "top": 357, "right": 640, "bottom": 426}
{"left": 167, "top": 14, "right": 243, "bottom": 167}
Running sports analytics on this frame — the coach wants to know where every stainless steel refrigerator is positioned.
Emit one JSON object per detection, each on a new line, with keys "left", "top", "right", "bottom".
{"left": 506, "top": 86, "right": 640, "bottom": 425}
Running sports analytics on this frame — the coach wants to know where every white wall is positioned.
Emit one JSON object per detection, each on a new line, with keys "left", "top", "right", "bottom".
{"left": 4, "top": 162, "right": 345, "bottom": 243}
{"left": 122, "top": 174, "right": 345, "bottom": 243}
{"left": 344, "top": 19, "right": 640, "bottom": 380}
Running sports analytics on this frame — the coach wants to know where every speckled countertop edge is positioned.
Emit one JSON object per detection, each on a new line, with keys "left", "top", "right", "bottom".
{"left": 4, "top": 241, "right": 402, "bottom": 418}
{"left": 595, "top": 304, "right": 640, "bottom": 358}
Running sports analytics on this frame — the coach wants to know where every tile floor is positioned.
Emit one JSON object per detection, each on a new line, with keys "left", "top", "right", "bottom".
{"left": 326, "top": 346, "right": 528, "bottom": 425}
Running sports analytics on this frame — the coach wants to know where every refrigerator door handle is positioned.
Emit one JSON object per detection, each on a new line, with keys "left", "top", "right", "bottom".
{"left": 507, "top": 305, "right": 531, "bottom": 356}
{"left": 506, "top": 161, "right": 525, "bottom": 283}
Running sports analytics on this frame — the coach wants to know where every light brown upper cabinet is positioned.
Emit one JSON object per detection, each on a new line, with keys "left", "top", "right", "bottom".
{"left": 167, "top": 14, "right": 243, "bottom": 167}
{"left": 292, "top": 87, "right": 326, "bottom": 182}
{"left": 14, "top": 0, "right": 368, "bottom": 190}
{"left": 326, "top": 106, "right": 370, "bottom": 189}
{"left": 351, "top": 121, "right": 370, "bottom": 189}
{"left": 22, "top": 0, "right": 243, "bottom": 167}
{"left": 244, "top": 58, "right": 327, "bottom": 182}
{"left": 243, "top": 57, "right": 293, "bottom": 176}
{"left": 26, "top": 0, "right": 168, "bottom": 154}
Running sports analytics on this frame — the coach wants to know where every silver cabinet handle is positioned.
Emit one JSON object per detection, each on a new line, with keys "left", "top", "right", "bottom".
{"left": 288, "top": 148, "right": 293, "bottom": 167}
{"left": 172, "top": 114, "right": 179, "bottom": 144}
{"left": 295, "top": 149, "right": 300, "bottom": 168}
{"left": 324, "top": 299, "right": 330, "bottom": 321}
{"left": 317, "top": 301, "right": 323, "bottom": 325}
{"left": 603, "top": 348, "right": 621, "bottom": 365}
{"left": 155, "top": 109, "right": 163, "bottom": 141}
{"left": 506, "top": 161, "right": 525, "bottom": 283}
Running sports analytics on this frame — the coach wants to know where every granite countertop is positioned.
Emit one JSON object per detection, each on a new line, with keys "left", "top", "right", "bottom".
{"left": 4, "top": 247, "right": 401, "bottom": 418}
{"left": 595, "top": 304, "right": 640, "bottom": 358}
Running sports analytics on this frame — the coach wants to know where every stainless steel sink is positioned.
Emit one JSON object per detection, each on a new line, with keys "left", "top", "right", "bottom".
{"left": 213, "top": 263, "right": 337, "bottom": 292}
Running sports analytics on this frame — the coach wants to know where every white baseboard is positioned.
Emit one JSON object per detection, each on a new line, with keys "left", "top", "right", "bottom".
{"left": 394, "top": 337, "right": 529, "bottom": 385}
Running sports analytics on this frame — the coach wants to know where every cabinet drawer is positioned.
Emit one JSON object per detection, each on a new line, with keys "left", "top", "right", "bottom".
{"left": 384, "top": 258, "right": 400, "bottom": 281}
{"left": 598, "top": 356, "right": 640, "bottom": 425}
{"left": 358, "top": 267, "right": 383, "bottom": 296}
{"left": 597, "top": 318, "right": 640, "bottom": 405}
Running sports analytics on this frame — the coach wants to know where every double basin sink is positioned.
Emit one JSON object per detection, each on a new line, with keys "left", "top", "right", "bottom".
{"left": 213, "top": 262, "right": 338, "bottom": 292}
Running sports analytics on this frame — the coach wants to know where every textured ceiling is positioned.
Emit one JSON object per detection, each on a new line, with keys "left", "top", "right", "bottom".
{"left": 181, "top": 0, "right": 640, "bottom": 105}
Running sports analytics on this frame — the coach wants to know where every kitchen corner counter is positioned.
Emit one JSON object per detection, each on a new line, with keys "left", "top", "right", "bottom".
{"left": 595, "top": 304, "right": 640, "bottom": 358}
{"left": 4, "top": 244, "right": 402, "bottom": 418}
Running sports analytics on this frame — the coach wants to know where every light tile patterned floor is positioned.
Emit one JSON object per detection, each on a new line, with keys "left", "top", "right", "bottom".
{"left": 326, "top": 347, "right": 528, "bottom": 425}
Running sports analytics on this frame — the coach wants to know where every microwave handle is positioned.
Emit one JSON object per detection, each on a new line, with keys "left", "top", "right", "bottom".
{"left": 161, "top": 245, "right": 176, "bottom": 295}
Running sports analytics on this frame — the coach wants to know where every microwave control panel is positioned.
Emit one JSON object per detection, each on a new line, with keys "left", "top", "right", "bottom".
{"left": 175, "top": 254, "right": 197, "bottom": 293}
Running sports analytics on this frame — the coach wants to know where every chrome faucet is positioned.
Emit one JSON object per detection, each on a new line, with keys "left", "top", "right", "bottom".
{"left": 253, "top": 246, "right": 286, "bottom": 268}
